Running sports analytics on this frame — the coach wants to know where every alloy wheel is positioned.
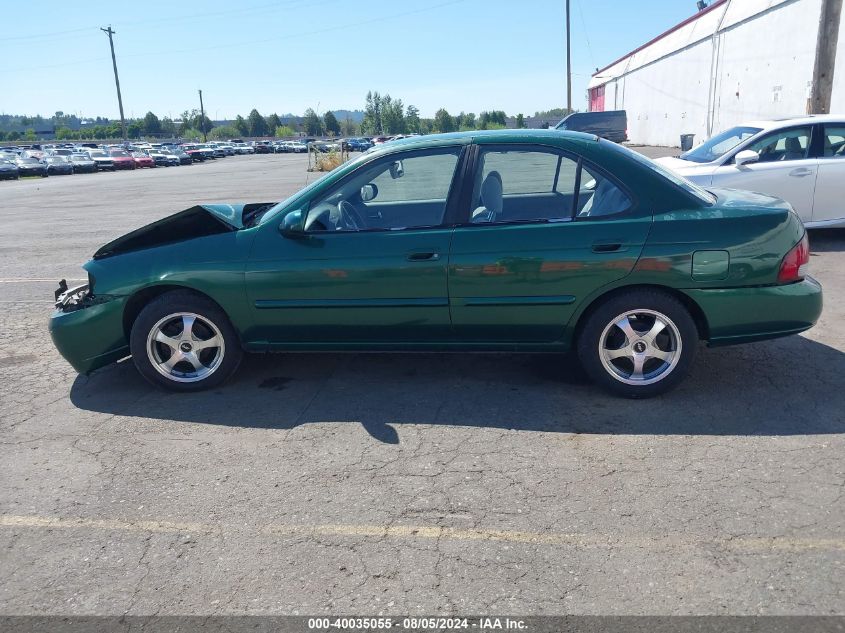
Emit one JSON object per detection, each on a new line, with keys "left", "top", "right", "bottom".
{"left": 598, "top": 309, "right": 682, "bottom": 385}
{"left": 146, "top": 312, "right": 225, "bottom": 383}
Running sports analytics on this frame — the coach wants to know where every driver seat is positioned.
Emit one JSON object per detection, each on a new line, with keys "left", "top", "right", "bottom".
{"left": 471, "top": 171, "right": 503, "bottom": 223}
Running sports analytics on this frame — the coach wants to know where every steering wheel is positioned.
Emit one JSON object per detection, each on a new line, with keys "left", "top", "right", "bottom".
{"left": 338, "top": 200, "right": 365, "bottom": 230}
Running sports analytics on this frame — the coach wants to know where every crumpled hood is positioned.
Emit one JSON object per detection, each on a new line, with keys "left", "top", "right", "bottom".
{"left": 199, "top": 203, "right": 248, "bottom": 229}
{"left": 93, "top": 203, "right": 270, "bottom": 259}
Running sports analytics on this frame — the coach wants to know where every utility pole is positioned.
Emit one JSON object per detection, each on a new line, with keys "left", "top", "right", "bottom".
{"left": 100, "top": 26, "right": 127, "bottom": 143}
{"left": 809, "top": 0, "right": 842, "bottom": 113}
{"left": 565, "top": 0, "right": 572, "bottom": 114}
{"left": 198, "top": 89, "right": 207, "bottom": 142}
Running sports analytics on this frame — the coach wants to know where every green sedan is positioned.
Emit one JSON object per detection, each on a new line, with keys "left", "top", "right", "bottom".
{"left": 50, "top": 130, "right": 822, "bottom": 398}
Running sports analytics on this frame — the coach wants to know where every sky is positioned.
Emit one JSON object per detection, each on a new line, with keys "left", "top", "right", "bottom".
{"left": 1, "top": 0, "right": 697, "bottom": 121}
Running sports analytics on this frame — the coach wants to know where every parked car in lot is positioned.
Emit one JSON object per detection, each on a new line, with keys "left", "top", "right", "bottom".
{"left": 287, "top": 141, "right": 307, "bottom": 153}
{"left": 69, "top": 154, "right": 98, "bottom": 173}
{"left": 0, "top": 158, "right": 19, "bottom": 180}
{"left": 656, "top": 114, "right": 845, "bottom": 228}
{"left": 555, "top": 110, "right": 628, "bottom": 143}
{"left": 88, "top": 150, "right": 116, "bottom": 171}
{"left": 232, "top": 142, "right": 254, "bottom": 155}
{"left": 148, "top": 152, "right": 172, "bottom": 167}
{"left": 15, "top": 156, "right": 48, "bottom": 177}
{"left": 131, "top": 152, "right": 156, "bottom": 169}
{"left": 168, "top": 148, "right": 193, "bottom": 165}
{"left": 44, "top": 156, "right": 74, "bottom": 175}
{"left": 252, "top": 142, "right": 273, "bottom": 154}
{"left": 49, "top": 130, "right": 822, "bottom": 398}
{"left": 180, "top": 145, "right": 207, "bottom": 162}
{"left": 109, "top": 149, "right": 136, "bottom": 170}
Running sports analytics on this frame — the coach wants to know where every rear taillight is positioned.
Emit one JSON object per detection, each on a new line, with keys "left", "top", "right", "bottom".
{"left": 777, "top": 232, "right": 810, "bottom": 284}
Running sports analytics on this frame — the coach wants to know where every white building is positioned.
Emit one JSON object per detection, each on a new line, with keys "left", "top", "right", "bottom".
{"left": 587, "top": 0, "right": 844, "bottom": 146}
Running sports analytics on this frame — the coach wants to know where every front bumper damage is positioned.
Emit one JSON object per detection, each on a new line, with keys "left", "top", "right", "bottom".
{"left": 50, "top": 278, "right": 129, "bottom": 374}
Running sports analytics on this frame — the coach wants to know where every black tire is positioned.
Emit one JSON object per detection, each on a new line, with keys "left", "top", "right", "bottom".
{"left": 576, "top": 289, "right": 698, "bottom": 398}
{"left": 129, "top": 290, "right": 243, "bottom": 392}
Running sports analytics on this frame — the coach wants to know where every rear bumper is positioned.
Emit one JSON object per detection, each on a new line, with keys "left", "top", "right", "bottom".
{"left": 682, "top": 276, "right": 823, "bottom": 346}
{"left": 49, "top": 295, "right": 129, "bottom": 374}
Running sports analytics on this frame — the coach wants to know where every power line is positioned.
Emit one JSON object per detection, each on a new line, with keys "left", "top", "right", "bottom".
{"left": 0, "top": 26, "right": 94, "bottom": 42}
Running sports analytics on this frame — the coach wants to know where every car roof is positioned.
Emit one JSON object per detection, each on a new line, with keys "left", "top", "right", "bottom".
{"left": 746, "top": 114, "right": 845, "bottom": 129}
{"left": 375, "top": 129, "right": 598, "bottom": 152}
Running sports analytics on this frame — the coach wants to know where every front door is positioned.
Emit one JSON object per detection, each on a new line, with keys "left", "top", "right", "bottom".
{"left": 245, "top": 146, "right": 464, "bottom": 345}
{"left": 448, "top": 145, "right": 651, "bottom": 343}
{"left": 711, "top": 125, "right": 817, "bottom": 223}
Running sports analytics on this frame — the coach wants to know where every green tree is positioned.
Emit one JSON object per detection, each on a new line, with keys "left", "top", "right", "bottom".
{"left": 23, "top": 129, "right": 36, "bottom": 141}
{"left": 234, "top": 115, "right": 249, "bottom": 136}
{"left": 323, "top": 111, "right": 341, "bottom": 136}
{"left": 434, "top": 108, "right": 454, "bottom": 133}
{"left": 405, "top": 105, "right": 420, "bottom": 134}
{"left": 303, "top": 108, "right": 322, "bottom": 136}
{"left": 266, "top": 113, "right": 282, "bottom": 133}
{"left": 142, "top": 111, "right": 161, "bottom": 135}
{"left": 55, "top": 127, "right": 75, "bottom": 140}
{"left": 6, "top": 130, "right": 20, "bottom": 141}
{"left": 127, "top": 120, "right": 144, "bottom": 138}
{"left": 182, "top": 128, "right": 202, "bottom": 140}
{"left": 515, "top": 113, "right": 525, "bottom": 128}
{"left": 340, "top": 116, "right": 358, "bottom": 137}
{"left": 247, "top": 109, "right": 268, "bottom": 137}
{"left": 0, "top": 131, "right": 6, "bottom": 141}
{"left": 160, "top": 117, "right": 177, "bottom": 137}
{"left": 381, "top": 96, "right": 405, "bottom": 134}
{"left": 210, "top": 125, "right": 239, "bottom": 140}
{"left": 361, "top": 91, "right": 383, "bottom": 135}
{"left": 275, "top": 125, "right": 296, "bottom": 138}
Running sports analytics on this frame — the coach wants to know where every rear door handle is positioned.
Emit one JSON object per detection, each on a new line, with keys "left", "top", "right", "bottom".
{"left": 591, "top": 242, "right": 623, "bottom": 253}
{"left": 406, "top": 251, "right": 440, "bottom": 262}
{"left": 789, "top": 168, "right": 814, "bottom": 177}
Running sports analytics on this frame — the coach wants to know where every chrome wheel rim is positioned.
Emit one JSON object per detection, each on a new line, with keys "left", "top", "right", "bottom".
{"left": 598, "top": 309, "right": 682, "bottom": 386}
{"left": 146, "top": 312, "right": 225, "bottom": 383}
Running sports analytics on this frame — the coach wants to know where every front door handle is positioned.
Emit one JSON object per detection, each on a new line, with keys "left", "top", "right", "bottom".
{"left": 407, "top": 251, "right": 440, "bottom": 262}
{"left": 789, "top": 168, "right": 814, "bottom": 177}
{"left": 592, "top": 242, "right": 623, "bottom": 253}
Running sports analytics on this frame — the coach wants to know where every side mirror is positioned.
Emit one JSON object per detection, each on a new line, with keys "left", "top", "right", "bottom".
{"left": 389, "top": 159, "right": 404, "bottom": 179}
{"left": 279, "top": 209, "right": 305, "bottom": 237}
{"left": 734, "top": 149, "right": 759, "bottom": 166}
{"left": 360, "top": 183, "right": 378, "bottom": 202}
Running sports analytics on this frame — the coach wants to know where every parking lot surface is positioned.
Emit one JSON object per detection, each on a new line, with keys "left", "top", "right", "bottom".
{"left": 1, "top": 153, "right": 843, "bottom": 615}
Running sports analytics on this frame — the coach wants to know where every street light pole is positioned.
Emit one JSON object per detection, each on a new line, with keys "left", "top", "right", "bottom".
{"left": 100, "top": 26, "right": 127, "bottom": 143}
{"left": 566, "top": 0, "right": 572, "bottom": 114}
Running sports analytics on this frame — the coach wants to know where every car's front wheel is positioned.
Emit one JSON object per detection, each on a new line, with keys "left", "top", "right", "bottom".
{"left": 577, "top": 289, "right": 698, "bottom": 398}
{"left": 129, "top": 291, "right": 242, "bottom": 391}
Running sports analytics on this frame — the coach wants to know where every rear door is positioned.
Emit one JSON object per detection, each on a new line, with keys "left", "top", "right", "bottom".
{"left": 710, "top": 125, "right": 817, "bottom": 222}
{"left": 811, "top": 122, "right": 845, "bottom": 224}
{"left": 448, "top": 143, "right": 651, "bottom": 343}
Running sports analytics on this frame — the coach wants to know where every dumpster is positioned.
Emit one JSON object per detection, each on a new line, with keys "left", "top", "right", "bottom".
{"left": 680, "top": 134, "right": 695, "bottom": 151}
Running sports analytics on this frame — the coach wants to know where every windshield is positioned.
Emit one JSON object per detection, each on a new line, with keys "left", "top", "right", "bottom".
{"left": 679, "top": 126, "right": 762, "bottom": 163}
{"left": 47, "top": 157, "right": 66, "bottom": 163}
{"left": 90, "top": 151, "right": 107, "bottom": 158}
{"left": 255, "top": 151, "right": 374, "bottom": 227}
{"left": 110, "top": 150, "right": 129, "bottom": 157}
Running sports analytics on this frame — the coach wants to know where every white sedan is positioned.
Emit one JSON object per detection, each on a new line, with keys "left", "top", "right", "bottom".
{"left": 656, "top": 115, "right": 845, "bottom": 228}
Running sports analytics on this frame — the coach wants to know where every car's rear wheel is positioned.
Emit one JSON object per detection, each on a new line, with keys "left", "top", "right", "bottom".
{"left": 129, "top": 291, "right": 242, "bottom": 391}
{"left": 577, "top": 289, "right": 698, "bottom": 398}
